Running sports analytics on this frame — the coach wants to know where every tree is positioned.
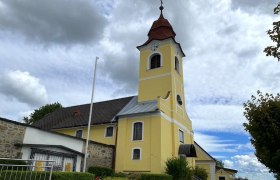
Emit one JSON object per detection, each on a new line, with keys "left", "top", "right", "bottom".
{"left": 264, "top": 2, "right": 280, "bottom": 61}
{"left": 23, "top": 102, "right": 62, "bottom": 125}
{"left": 216, "top": 160, "right": 224, "bottom": 168}
{"left": 243, "top": 91, "right": 280, "bottom": 178}
{"left": 165, "top": 157, "right": 193, "bottom": 180}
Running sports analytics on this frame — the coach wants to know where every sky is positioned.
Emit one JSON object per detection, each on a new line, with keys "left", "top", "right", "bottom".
{"left": 0, "top": 0, "right": 279, "bottom": 179}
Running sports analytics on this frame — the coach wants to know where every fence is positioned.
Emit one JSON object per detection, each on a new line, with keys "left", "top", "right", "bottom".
{"left": 0, "top": 158, "right": 54, "bottom": 180}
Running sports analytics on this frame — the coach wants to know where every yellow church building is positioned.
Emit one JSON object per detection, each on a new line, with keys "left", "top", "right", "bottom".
{"left": 34, "top": 4, "right": 237, "bottom": 180}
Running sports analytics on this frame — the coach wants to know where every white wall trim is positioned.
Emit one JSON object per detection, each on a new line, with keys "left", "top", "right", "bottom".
{"left": 160, "top": 112, "right": 193, "bottom": 135}
{"left": 139, "top": 73, "right": 171, "bottom": 81}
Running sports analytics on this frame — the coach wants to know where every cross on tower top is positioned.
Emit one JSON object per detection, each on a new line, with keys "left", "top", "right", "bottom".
{"left": 159, "top": 0, "right": 164, "bottom": 15}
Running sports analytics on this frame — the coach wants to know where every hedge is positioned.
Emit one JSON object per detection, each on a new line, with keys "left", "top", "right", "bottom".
{"left": 88, "top": 166, "right": 114, "bottom": 177}
{"left": 140, "top": 174, "right": 172, "bottom": 180}
{"left": 0, "top": 159, "right": 28, "bottom": 170}
{"left": 0, "top": 171, "right": 95, "bottom": 180}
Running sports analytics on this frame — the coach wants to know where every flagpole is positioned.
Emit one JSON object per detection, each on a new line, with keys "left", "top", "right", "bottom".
{"left": 83, "top": 56, "right": 99, "bottom": 172}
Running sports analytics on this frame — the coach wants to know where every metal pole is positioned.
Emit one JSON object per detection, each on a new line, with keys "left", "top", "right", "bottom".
{"left": 83, "top": 56, "right": 99, "bottom": 172}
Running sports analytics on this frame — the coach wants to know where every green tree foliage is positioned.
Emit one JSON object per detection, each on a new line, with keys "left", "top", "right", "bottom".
{"left": 264, "top": 2, "right": 280, "bottom": 61}
{"left": 165, "top": 157, "right": 192, "bottom": 180}
{"left": 192, "top": 166, "right": 208, "bottom": 180}
{"left": 216, "top": 160, "right": 224, "bottom": 168}
{"left": 23, "top": 102, "right": 62, "bottom": 125}
{"left": 243, "top": 91, "right": 280, "bottom": 178}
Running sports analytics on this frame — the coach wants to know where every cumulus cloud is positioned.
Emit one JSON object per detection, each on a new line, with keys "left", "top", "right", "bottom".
{"left": 230, "top": 0, "right": 278, "bottom": 14}
{"left": 0, "top": 70, "right": 48, "bottom": 106}
{"left": 0, "top": 0, "right": 106, "bottom": 45}
{"left": 224, "top": 154, "right": 275, "bottom": 180}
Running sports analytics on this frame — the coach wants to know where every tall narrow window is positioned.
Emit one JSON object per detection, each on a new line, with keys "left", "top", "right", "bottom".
{"left": 76, "top": 130, "right": 83, "bottom": 138}
{"left": 105, "top": 127, "right": 114, "bottom": 137}
{"left": 132, "top": 148, "right": 141, "bottom": 160}
{"left": 150, "top": 54, "right": 161, "bottom": 69}
{"left": 133, "top": 122, "right": 143, "bottom": 140}
{"left": 179, "top": 130, "right": 184, "bottom": 143}
{"left": 175, "top": 56, "right": 179, "bottom": 73}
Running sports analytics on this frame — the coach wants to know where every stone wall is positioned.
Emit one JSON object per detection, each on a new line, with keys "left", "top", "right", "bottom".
{"left": 0, "top": 118, "right": 26, "bottom": 158}
{"left": 85, "top": 141, "right": 115, "bottom": 169}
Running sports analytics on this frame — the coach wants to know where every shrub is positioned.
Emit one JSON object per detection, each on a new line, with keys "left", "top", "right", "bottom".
{"left": 140, "top": 173, "right": 172, "bottom": 180}
{"left": 88, "top": 166, "right": 114, "bottom": 178}
{"left": 165, "top": 157, "right": 192, "bottom": 180}
{"left": 192, "top": 167, "right": 208, "bottom": 180}
{"left": 127, "top": 173, "right": 142, "bottom": 180}
{"left": 0, "top": 159, "right": 27, "bottom": 170}
{"left": 0, "top": 171, "right": 94, "bottom": 180}
{"left": 114, "top": 172, "right": 127, "bottom": 177}
{"left": 52, "top": 172, "right": 95, "bottom": 180}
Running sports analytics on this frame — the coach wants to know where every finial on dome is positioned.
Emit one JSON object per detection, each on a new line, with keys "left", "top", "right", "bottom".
{"left": 159, "top": 0, "right": 164, "bottom": 16}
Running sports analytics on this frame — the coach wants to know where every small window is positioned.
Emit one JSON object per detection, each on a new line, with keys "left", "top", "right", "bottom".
{"left": 177, "top": 95, "right": 183, "bottom": 106}
{"left": 175, "top": 57, "right": 179, "bottom": 73}
{"left": 218, "top": 177, "right": 226, "bottom": 180}
{"left": 132, "top": 148, "right": 141, "bottom": 160}
{"left": 133, "top": 122, "right": 143, "bottom": 141}
{"left": 150, "top": 54, "right": 161, "bottom": 69}
{"left": 179, "top": 130, "right": 184, "bottom": 143}
{"left": 105, "top": 127, "right": 114, "bottom": 137}
{"left": 76, "top": 130, "right": 83, "bottom": 138}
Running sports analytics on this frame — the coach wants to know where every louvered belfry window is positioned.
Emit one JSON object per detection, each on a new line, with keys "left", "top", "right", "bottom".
{"left": 133, "top": 122, "right": 143, "bottom": 140}
{"left": 150, "top": 54, "right": 161, "bottom": 69}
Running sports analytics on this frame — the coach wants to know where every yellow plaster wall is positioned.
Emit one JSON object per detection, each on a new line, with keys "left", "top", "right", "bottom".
{"left": 216, "top": 169, "right": 235, "bottom": 180}
{"left": 54, "top": 124, "right": 117, "bottom": 145}
{"left": 115, "top": 115, "right": 161, "bottom": 173}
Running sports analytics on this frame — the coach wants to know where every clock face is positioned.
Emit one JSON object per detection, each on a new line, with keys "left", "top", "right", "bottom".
{"left": 151, "top": 42, "right": 159, "bottom": 52}
{"left": 177, "top": 95, "right": 183, "bottom": 105}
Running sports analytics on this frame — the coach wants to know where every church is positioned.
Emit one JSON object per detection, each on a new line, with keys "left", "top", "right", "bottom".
{"left": 33, "top": 3, "right": 237, "bottom": 180}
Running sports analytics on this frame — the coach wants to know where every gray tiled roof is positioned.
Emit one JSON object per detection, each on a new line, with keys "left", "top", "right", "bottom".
{"left": 117, "top": 96, "right": 158, "bottom": 117}
{"left": 33, "top": 96, "right": 134, "bottom": 130}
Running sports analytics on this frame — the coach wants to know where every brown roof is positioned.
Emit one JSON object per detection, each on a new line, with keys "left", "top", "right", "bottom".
{"left": 33, "top": 96, "right": 134, "bottom": 130}
{"left": 137, "top": 13, "right": 185, "bottom": 57}
{"left": 216, "top": 166, "right": 238, "bottom": 173}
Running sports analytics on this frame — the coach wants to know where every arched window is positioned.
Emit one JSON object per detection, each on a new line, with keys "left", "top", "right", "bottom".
{"left": 132, "top": 148, "right": 141, "bottom": 160}
{"left": 133, "top": 122, "right": 143, "bottom": 140}
{"left": 150, "top": 54, "right": 161, "bottom": 69}
{"left": 75, "top": 130, "right": 83, "bottom": 138}
{"left": 175, "top": 56, "right": 179, "bottom": 73}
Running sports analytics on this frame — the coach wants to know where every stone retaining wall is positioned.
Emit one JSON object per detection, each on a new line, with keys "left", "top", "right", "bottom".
{"left": 85, "top": 141, "right": 114, "bottom": 169}
{"left": 0, "top": 119, "right": 26, "bottom": 158}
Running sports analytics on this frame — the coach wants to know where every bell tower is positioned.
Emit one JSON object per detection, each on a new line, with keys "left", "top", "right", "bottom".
{"left": 137, "top": 3, "right": 186, "bottom": 111}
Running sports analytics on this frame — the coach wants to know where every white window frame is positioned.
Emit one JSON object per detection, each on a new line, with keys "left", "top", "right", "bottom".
{"left": 131, "top": 147, "right": 142, "bottom": 160}
{"left": 75, "top": 129, "right": 83, "bottom": 138}
{"left": 131, "top": 121, "right": 144, "bottom": 141}
{"left": 147, "top": 53, "right": 162, "bottom": 70}
{"left": 175, "top": 56, "right": 180, "bottom": 74}
{"left": 179, "top": 129, "right": 184, "bottom": 143}
{"left": 104, "top": 126, "right": 114, "bottom": 138}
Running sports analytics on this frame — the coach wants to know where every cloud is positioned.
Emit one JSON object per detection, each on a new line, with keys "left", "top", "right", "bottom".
{"left": 224, "top": 154, "right": 275, "bottom": 180}
{"left": 0, "top": 0, "right": 106, "bottom": 45}
{"left": 230, "top": 0, "right": 278, "bottom": 14}
{"left": 0, "top": 70, "right": 48, "bottom": 106}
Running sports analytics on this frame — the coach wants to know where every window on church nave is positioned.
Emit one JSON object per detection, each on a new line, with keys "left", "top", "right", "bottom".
{"left": 179, "top": 129, "right": 184, "bottom": 143}
{"left": 75, "top": 129, "right": 83, "bottom": 138}
{"left": 132, "top": 148, "right": 141, "bottom": 160}
{"left": 105, "top": 126, "right": 114, "bottom": 137}
{"left": 150, "top": 54, "right": 161, "bottom": 69}
{"left": 175, "top": 56, "right": 180, "bottom": 73}
{"left": 133, "top": 122, "right": 143, "bottom": 141}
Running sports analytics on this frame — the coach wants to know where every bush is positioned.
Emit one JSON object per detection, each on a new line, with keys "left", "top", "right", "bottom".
{"left": 165, "top": 157, "right": 192, "bottom": 180}
{"left": 114, "top": 172, "right": 127, "bottom": 177}
{"left": 140, "top": 173, "right": 172, "bottom": 180}
{"left": 0, "top": 159, "right": 27, "bottom": 170}
{"left": 0, "top": 171, "right": 94, "bottom": 180}
{"left": 192, "top": 167, "right": 208, "bottom": 180}
{"left": 88, "top": 166, "right": 114, "bottom": 178}
{"left": 127, "top": 173, "right": 142, "bottom": 180}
